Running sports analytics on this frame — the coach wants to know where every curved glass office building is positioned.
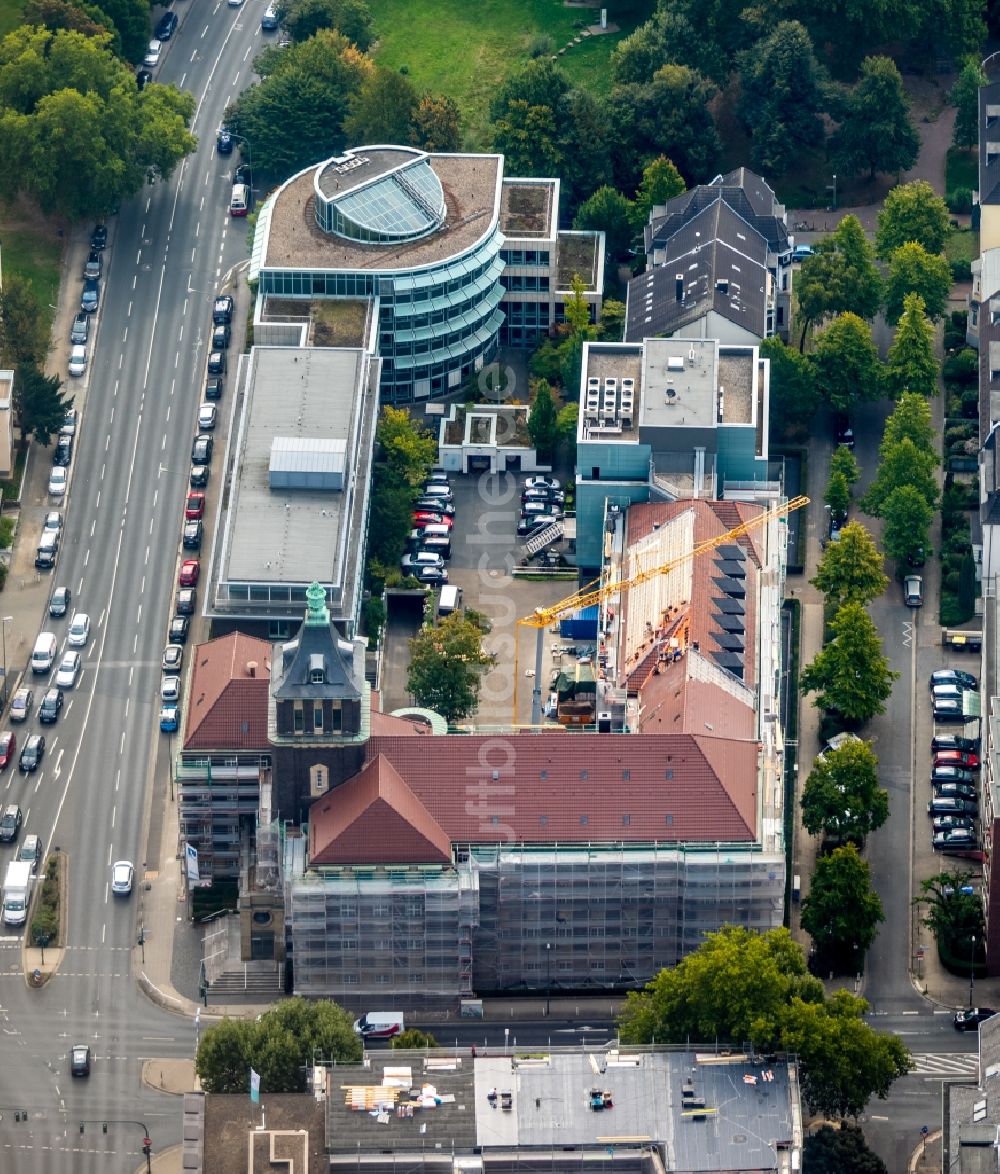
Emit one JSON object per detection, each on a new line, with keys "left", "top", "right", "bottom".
{"left": 251, "top": 146, "right": 508, "bottom": 402}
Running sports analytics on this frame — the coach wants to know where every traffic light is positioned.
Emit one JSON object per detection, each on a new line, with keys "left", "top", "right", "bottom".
{"left": 143, "top": 1138, "right": 152, "bottom": 1156}
{"left": 102, "top": 1122, "right": 108, "bottom": 1134}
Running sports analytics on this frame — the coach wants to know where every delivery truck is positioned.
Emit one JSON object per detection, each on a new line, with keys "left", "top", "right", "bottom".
{"left": 2, "top": 860, "right": 33, "bottom": 927}
{"left": 353, "top": 1012, "right": 405, "bottom": 1039}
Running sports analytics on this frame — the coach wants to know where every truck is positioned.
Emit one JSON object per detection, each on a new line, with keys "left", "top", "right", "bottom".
{"left": 352, "top": 1012, "right": 405, "bottom": 1039}
{"left": 2, "top": 860, "right": 33, "bottom": 928}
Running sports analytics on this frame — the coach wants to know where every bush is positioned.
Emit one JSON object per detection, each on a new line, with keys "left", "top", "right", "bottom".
{"left": 948, "top": 187, "right": 973, "bottom": 214}
{"left": 528, "top": 33, "right": 555, "bottom": 57}
{"left": 950, "top": 257, "right": 973, "bottom": 282}
{"left": 942, "top": 348, "right": 978, "bottom": 385}
{"left": 945, "top": 570, "right": 960, "bottom": 592}
{"left": 31, "top": 909, "right": 57, "bottom": 945}
{"left": 361, "top": 596, "right": 386, "bottom": 647}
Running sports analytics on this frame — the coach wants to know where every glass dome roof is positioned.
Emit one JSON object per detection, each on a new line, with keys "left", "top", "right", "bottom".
{"left": 325, "top": 157, "right": 446, "bottom": 243}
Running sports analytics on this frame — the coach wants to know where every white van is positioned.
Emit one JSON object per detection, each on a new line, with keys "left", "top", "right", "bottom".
{"left": 229, "top": 183, "right": 249, "bottom": 217}
{"left": 31, "top": 632, "right": 57, "bottom": 674}
{"left": 438, "top": 584, "right": 462, "bottom": 616}
{"left": 353, "top": 1011, "right": 404, "bottom": 1039}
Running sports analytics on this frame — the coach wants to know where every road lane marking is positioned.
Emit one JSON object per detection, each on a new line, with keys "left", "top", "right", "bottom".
{"left": 127, "top": 300, "right": 132, "bottom": 318}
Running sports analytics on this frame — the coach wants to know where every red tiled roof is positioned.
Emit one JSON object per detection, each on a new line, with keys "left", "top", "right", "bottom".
{"left": 369, "top": 710, "right": 433, "bottom": 736}
{"left": 349, "top": 733, "right": 757, "bottom": 845}
{"left": 310, "top": 755, "right": 452, "bottom": 864}
{"left": 184, "top": 633, "right": 272, "bottom": 751}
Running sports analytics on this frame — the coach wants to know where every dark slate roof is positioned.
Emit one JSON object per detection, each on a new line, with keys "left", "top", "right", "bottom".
{"left": 626, "top": 200, "right": 769, "bottom": 341}
{"left": 980, "top": 79, "right": 1000, "bottom": 206}
{"left": 273, "top": 583, "right": 361, "bottom": 703}
{"left": 645, "top": 170, "right": 789, "bottom": 254}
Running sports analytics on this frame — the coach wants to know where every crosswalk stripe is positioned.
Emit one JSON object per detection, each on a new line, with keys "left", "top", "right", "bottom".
{"left": 911, "top": 1053, "right": 979, "bottom": 1077}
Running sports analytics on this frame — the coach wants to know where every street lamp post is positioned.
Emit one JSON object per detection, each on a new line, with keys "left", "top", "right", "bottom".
{"left": 970, "top": 933, "right": 977, "bottom": 1007}
{"left": 545, "top": 942, "right": 552, "bottom": 1016}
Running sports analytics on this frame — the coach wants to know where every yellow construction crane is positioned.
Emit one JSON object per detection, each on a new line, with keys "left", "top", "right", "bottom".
{"left": 515, "top": 495, "right": 810, "bottom": 725}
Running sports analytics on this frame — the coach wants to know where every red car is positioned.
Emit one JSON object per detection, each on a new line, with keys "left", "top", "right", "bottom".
{"left": 412, "top": 511, "right": 454, "bottom": 529}
{"left": 185, "top": 491, "right": 205, "bottom": 520}
{"left": 0, "top": 731, "right": 15, "bottom": 770}
{"left": 934, "top": 750, "right": 980, "bottom": 770}
{"left": 178, "top": 559, "right": 200, "bottom": 587}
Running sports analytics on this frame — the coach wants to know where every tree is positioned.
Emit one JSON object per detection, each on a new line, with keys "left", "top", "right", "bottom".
{"left": 407, "top": 612, "right": 497, "bottom": 723}
{"left": 861, "top": 437, "right": 939, "bottom": 516}
{"left": 607, "top": 63, "right": 721, "bottom": 190}
{"left": 800, "top": 601, "right": 898, "bottom": 722}
{"left": 802, "top": 845, "right": 884, "bottom": 964}
{"left": 197, "top": 998, "right": 361, "bottom": 1094}
{"left": 803, "top": 1123, "right": 887, "bottom": 1174}
{"left": 830, "top": 445, "right": 860, "bottom": 488}
{"left": 528, "top": 381, "right": 559, "bottom": 460}
{"left": 800, "top": 738, "right": 889, "bottom": 844}
{"left": 618, "top": 927, "right": 911, "bottom": 1117}
{"left": 23, "top": 0, "right": 114, "bottom": 41}
{"left": 225, "top": 30, "right": 372, "bottom": 181}
{"left": 881, "top": 485, "right": 934, "bottom": 565}
{"left": 631, "top": 155, "right": 685, "bottom": 228}
{"left": 812, "top": 314, "right": 883, "bottom": 413}
{"left": 918, "top": 870, "right": 985, "bottom": 958}
{"left": 884, "top": 242, "right": 952, "bottom": 323}
{"left": 14, "top": 363, "right": 72, "bottom": 447}
{"left": 759, "top": 337, "right": 821, "bottom": 436}
{"left": 392, "top": 1028, "right": 438, "bottom": 1049}
{"left": 573, "top": 186, "right": 635, "bottom": 258}
{"left": 343, "top": 67, "right": 420, "bottom": 146}
{"left": 410, "top": 94, "right": 461, "bottom": 151}
{"left": 89, "top": 0, "right": 150, "bottom": 62}
{"left": 951, "top": 58, "right": 987, "bottom": 150}
{"left": 824, "top": 471, "right": 851, "bottom": 521}
{"left": 876, "top": 180, "right": 951, "bottom": 260}
{"left": 738, "top": 22, "right": 827, "bottom": 176}
{"left": 831, "top": 57, "right": 919, "bottom": 180}
{"left": 376, "top": 406, "right": 437, "bottom": 486}
{"left": 598, "top": 300, "right": 627, "bottom": 342}
{"left": 0, "top": 274, "right": 49, "bottom": 368}
{"left": 794, "top": 217, "right": 881, "bottom": 346}
{"left": 881, "top": 390, "right": 937, "bottom": 454}
{"left": 812, "top": 521, "right": 888, "bottom": 610}
{"left": 959, "top": 549, "right": 977, "bottom": 614}
{"left": 556, "top": 403, "right": 578, "bottom": 462}
{"left": 885, "top": 293, "right": 938, "bottom": 396}
{"left": 278, "top": 0, "right": 374, "bottom": 49}
{"left": 0, "top": 27, "right": 196, "bottom": 220}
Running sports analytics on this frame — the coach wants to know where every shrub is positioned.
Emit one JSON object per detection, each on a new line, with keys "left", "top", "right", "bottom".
{"left": 31, "top": 909, "right": 57, "bottom": 945}
{"left": 361, "top": 596, "right": 385, "bottom": 647}
{"left": 950, "top": 257, "right": 973, "bottom": 282}
{"left": 948, "top": 188, "right": 973, "bottom": 214}
{"left": 945, "top": 570, "right": 961, "bottom": 592}
{"left": 942, "top": 348, "right": 978, "bottom": 385}
{"left": 529, "top": 33, "right": 555, "bottom": 57}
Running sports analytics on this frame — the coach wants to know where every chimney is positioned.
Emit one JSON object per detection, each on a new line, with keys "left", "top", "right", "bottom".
{"left": 675, "top": 274, "right": 684, "bottom": 303}
{"left": 246, "top": 661, "right": 258, "bottom": 678}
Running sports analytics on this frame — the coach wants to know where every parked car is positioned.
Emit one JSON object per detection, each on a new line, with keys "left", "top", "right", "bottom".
{"left": 517, "top": 514, "right": 560, "bottom": 537}
{"left": 932, "top": 782, "right": 978, "bottom": 803}
{"left": 162, "top": 644, "right": 183, "bottom": 671}
{"left": 191, "top": 434, "right": 213, "bottom": 465}
{"left": 43, "top": 511, "right": 63, "bottom": 536}
{"left": 414, "top": 497, "right": 456, "bottom": 517}
{"left": 903, "top": 575, "right": 923, "bottom": 607}
{"left": 68, "top": 345, "right": 87, "bottom": 378}
{"left": 160, "top": 706, "right": 179, "bottom": 732}
{"left": 9, "top": 689, "right": 31, "bottom": 723}
{"left": 70, "top": 314, "right": 89, "bottom": 346}
{"left": 0, "top": 731, "right": 16, "bottom": 769}
{"left": 169, "top": 615, "right": 190, "bottom": 644}
{"left": 61, "top": 406, "right": 78, "bottom": 437}
{"left": 212, "top": 294, "right": 234, "bottom": 324}
{"left": 401, "top": 551, "right": 445, "bottom": 574}
{"left": 932, "top": 766, "right": 976, "bottom": 786}
{"left": 155, "top": 10, "right": 177, "bottom": 39}
{"left": 175, "top": 588, "right": 197, "bottom": 615}
{"left": 83, "top": 251, "right": 102, "bottom": 280}
{"left": 197, "top": 403, "right": 217, "bottom": 431}
{"left": 932, "top": 813, "right": 975, "bottom": 834}
{"left": 927, "top": 795, "right": 977, "bottom": 816}
{"left": 933, "top": 699, "right": 966, "bottom": 722}
{"left": 932, "top": 734, "right": 980, "bottom": 754}
{"left": 185, "top": 491, "right": 206, "bottom": 519}
{"left": 930, "top": 668, "right": 978, "bottom": 690}
{"left": 412, "top": 511, "right": 453, "bottom": 529}
{"left": 48, "top": 466, "right": 67, "bottom": 497}
{"left": 211, "top": 323, "right": 231, "bottom": 350}
{"left": 207, "top": 351, "right": 227, "bottom": 375}
{"left": 80, "top": 279, "right": 99, "bottom": 313}
{"left": 182, "top": 520, "right": 202, "bottom": 550}
{"left": 955, "top": 1007, "right": 996, "bottom": 1031}
{"left": 413, "top": 565, "right": 448, "bottom": 585}
{"left": 90, "top": 223, "right": 107, "bottom": 250}
{"left": 53, "top": 436, "right": 73, "bottom": 467}
{"left": 205, "top": 376, "right": 223, "bottom": 401}
{"left": 933, "top": 750, "right": 980, "bottom": 769}
{"left": 189, "top": 464, "right": 209, "bottom": 489}
{"left": 178, "top": 559, "right": 200, "bottom": 587}
{"left": 932, "top": 827, "right": 979, "bottom": 852}
{"left": 135, "top": 67, "right": 152, "bottom": 90}
{"left": 525, "top": 475, "right": 562, "bottom": 491}
{"left": 160, "top": 676, "right": 180, "bottom": 703}
{"left": 792, "top": 243, "right": 815, "bottom": 262}
{"left": 143, "top": 39, "right": 162, "bottom": 67}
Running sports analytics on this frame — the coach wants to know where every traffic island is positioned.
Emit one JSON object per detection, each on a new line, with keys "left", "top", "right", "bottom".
{"left": 22, "top": 849, "right": 67, "bottom": 985}
{"left": 141, "top": 1059, "right": 199, "bottom": 1096}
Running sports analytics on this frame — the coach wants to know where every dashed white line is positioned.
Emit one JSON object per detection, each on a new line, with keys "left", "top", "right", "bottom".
{"left": 83, "top": 550, "right": 90, "bottom": 566}
{"left": 180, "top": 72, "right": 187, "bottom": 88}
{"left": 77, "top": 577, "right": 83, "bottom": 594}
{"left": 132, "top": 633, "right": 138, "bottom": 654}
{"left": 127, "top": 301, "right": 132, "bottom": 318}
{"left": 119, "top": 731, "right": 125, "bottom": 755}
{"left": 135, "top": 250, "right": 141, "bottom": 266}
{"left": 132, "top": 274, "right": 137, "bottom": 290}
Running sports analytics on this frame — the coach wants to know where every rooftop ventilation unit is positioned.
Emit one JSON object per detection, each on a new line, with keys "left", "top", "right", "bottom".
{"left": 664, "top": 386, "right": 678, "bottom": 404}
{"left": 667, "top": 356, "right": 685, "bottom": 372}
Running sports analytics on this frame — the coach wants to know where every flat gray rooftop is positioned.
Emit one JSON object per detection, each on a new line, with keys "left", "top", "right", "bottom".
{"left": 316, "top": 147, "right": 420, "bottom": 200}
{"left": 641, "top": 338, "right": 718, "bottom": 432}
{"left": 263, "top": 154, "right": 502, "bottom": 274}
{"left": 475, "top": 1051, "right": 794, "bottom": 1171}
{"left": 217, "top": 347, "right": 376, "bottom": 606}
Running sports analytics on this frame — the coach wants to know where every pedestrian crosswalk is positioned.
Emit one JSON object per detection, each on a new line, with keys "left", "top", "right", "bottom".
{"left": 911, "top": 1052, "right": 980, "bottom": 1077}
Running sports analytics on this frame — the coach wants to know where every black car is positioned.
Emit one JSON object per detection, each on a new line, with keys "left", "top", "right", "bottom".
{"left": 53, "top": 436, "right": 73, "bottom": 467}
{"left": 205, "top": 376, "right": 223, "bottom": 401}
{"left": 211, "top": 323, "right": 231, "bottom": 350}
{"left": 933, "top": 782, "right": 978, "bottom": 803}
{"left": 49, "top": 586, "right": 71, "bottom": 617}
{"left": 191, "top": 434, "right": 214, "bottom": 465}
{"left": 38, "top": 688, "right": 63, "bottom": 724}
{"left": 932, "top": 734, "right": 980, "bottom": 754}
{"left": 90, "top": 223, "right": 107, "bottom": 250}
{"left": 81, "top": 278, "right": 99, "bottom": 313}
{"left": 955, "top": 1007, "right": 996, "bottom": 1031}
{"left": 0, "top": 805, "right": 21, "bottom": 842}
{"left": 212, "top": 295, "right": 234, "bottom": 325}
{"left": 833, "top": 412, "right": 855, "bottom": 449}
{"left": 189, "top": 464, "right": 209, "bottom": 488}
{"left": 927, "top": 795, "right": 977, "bottom": 816}
{"left": 932, "top": 827, "right": 978, "bottom": 852}
{"left": 19, "top": 734, "right": 45, "bottom": 773}
{"left": 70, "top": 313, "right": 89, "bottom": 346}
{"left": 414, "top": 498, "right": 456, "bottom": 517}
{"left": 135, "top": 67, "right": 153, "bottom": 90}
{"left": 932, "top": 766, "right": 976, "bottom": 786}
{"left": 217, "top": 129, "right": 233, "bottom": 155}
{"left": 155, "top": 10, "right": 178, "bottom": 39}
{"left": 175, "top": 587, "right": 197, "bottom": 615}
{"left": 207, "top": 351, "right": 227, "bottom": 376}
{"left": 70, "top": 1044, "right": 91, "bottom": 1077}
{"left": 169, "top": 615, "right": 190, "bottom": 644}
{"left": 83, "top": 250, "right": 102, "bottom": 280}
{"left": 931, "top": 814, "right": 976, "bottom": 833}
{"left": 182, "top": 520, "right": 203, "bottom": 549}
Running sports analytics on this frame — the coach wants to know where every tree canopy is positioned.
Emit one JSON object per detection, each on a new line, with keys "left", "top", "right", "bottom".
{"left": 885, "top": 293, "right": 938, "bottom": 396}
{"left": 884, "top": 241, "right": 952, "bottom": 323}
{"left": 881, "top": 484, "right": 934, "bottom": 566}
{"left": 876, "top": 180, "right": 952, "bottom": 259}
{"left": 277, "top": 0, "right": 374, "bottom": 49}
{"left": 618, "top": 927, "right": 910, "bottom": 1118}
{"left": 632, "top": 155, "right": 685, "bottom": 228}
{"left": 801, "top": 737, "right": 889, "bottom": 844}
{"left": 882, "top": 390, "right": 938, "bottom": 454}
{"left": 800, "top": 601, "right": 898, "bottom": 722}
{"left": 812, "top": 521, "right": 888, "bottom": 610}
{"left": 759, "top": 337, "right": 821, "bottom": 438}
{"left": 951, "top": 58, "right": 987, "bottom": 150}
{"left": 527, "top": 380, "right": 559, "bottom": 460}
{"left": 812, "top": 314, "right": 883, "bottom": 412}
{"left": 196, "top": 998, "right": 361, "bottom": 1094}
{"left": 573, "top": 185, "right": 635, "bottom": 258}
{"left": 801, "top": 844, "right": 885, "bottom": 960}
{"left": 15, "top": 362, "right": 72, "bottom": 447}
{"left": 830, "top": 445, "right": 860, "bottom": 488}
{"left": 344, "top": 66, "right": 419, "bottom": 145}
{"left": 831, "top": 56, "right": 919, "bottom": 179}
{"left": 861, "top": 435, "right": 939, "bottom": 516}
{"left": 411, "top": 94, "right": 461, "bottom": 151}
{"left": 803, "top": 1123, "right": 887, "bottom": 1174}
{"left": 0, "top": 274, "right": 49, "bottom": 368}
{"left": 0, "top": 26, "right": 196, "bottom": 219}
{"left": 407, "top": 612, "right": 497, "bottom": 723}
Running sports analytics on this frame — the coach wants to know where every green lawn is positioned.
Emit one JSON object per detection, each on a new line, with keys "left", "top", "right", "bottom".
{"left": 1, "top": 215, "right": 62, "bottom": 322}
{"left": 945, "top": 225, "right": 978, "bottom": 267}
{"left": 368, "top": 0, "right": 638, "bottom": 147}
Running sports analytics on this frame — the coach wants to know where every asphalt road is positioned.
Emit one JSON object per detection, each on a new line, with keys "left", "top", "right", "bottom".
{"left": 0, "top": 1, "right": 270, "bottom": 1166}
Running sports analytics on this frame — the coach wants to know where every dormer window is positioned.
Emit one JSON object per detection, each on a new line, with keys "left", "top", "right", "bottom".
{"left": 309, "top": 653, "right": 325, "bottom": 685}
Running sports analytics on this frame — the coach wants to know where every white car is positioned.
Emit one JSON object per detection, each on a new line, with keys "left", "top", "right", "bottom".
{"left": 160, "top": 675, "right": 180, "bottom": 703}
{"left": 143, "top": 39, "right": 162, "bottom": 67}
{"left": 67, "top": 613, "right": 91, "bottom": 647}
{"left": 525, "top": 476, "right": 561, "bottom": 491}
{"left": 43, "top": 511, "right": 63, "bottom": 536}
{"left": 48, "top": 466, "right": 67, "bottom": 497}
{"left": 55, "top": 650, "right": 81, "bottom": 688}
{"left": 197, "top": 402, "right": 217, "bottom": 431}
{"left": 111, "top": 860, "right": 133, "bottom": 895}
{"left": 68, "top": 345, "right": 87, "bottom": 377}
{"left": 227, "top": 0, "right": 242, "bottom": 6}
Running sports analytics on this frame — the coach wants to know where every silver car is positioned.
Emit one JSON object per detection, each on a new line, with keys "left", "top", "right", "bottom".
{"left": 67, "top": 613, "right": 91, "bottom": 647}
{"left": 111, "top": 860, "right": 133, "bottom": 895}
{"left": 55, "top": 650, "right": 81, "bottom": 688}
